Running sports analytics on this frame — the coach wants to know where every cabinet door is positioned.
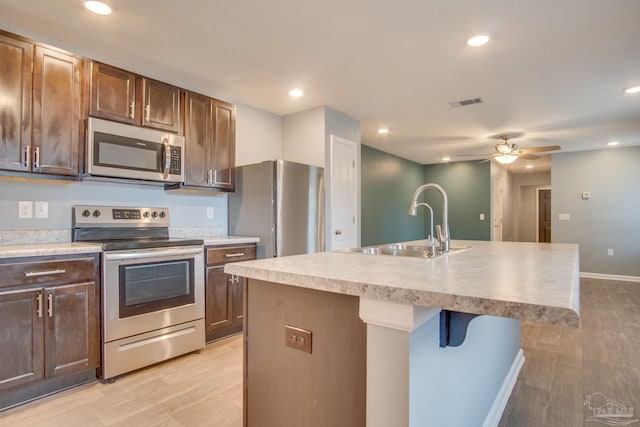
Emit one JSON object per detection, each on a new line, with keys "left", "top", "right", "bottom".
{"left": 44, "top": 282, "right": 98, "bottom": 378}
{"left": 89, "top": 62, "right": 137, "bottom": 125}
{"left": 0, "top": 33, "right": 32, "bottom": 172}
{"left": 32, "top": 46, "right": 82, "bottom": 176}
{"left": 205, "top": 266, "right": 233, "bottom": 334}
{"left": 142, "top": 78, "right": 180, "bottom": 133}
{"left": 211, "top": 100, "right": 236, "bottom": 191}
{"left": 184, "top": 91, "right": 212, "bottom": 187}
{"left": 0, "top": 289, "right": 44, "bottom": 391}
{"left": 232, "top": 276, "right": 244, "bottom": 326}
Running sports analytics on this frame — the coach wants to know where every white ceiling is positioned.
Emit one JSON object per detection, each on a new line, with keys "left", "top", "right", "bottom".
{"left": 1, "top": 0, "right": 639, "bottom": 173}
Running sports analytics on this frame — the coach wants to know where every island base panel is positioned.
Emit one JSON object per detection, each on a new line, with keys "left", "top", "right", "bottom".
{"left": 244, "top": 279, "right": 366, "bottom": 427}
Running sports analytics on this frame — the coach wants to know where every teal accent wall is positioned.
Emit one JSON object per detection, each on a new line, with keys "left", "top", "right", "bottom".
{"left": 422, "top": 161, "right": 491, "bottom": 241}
{"left": 361, "top": 145, "right": 425, "bottom": 246}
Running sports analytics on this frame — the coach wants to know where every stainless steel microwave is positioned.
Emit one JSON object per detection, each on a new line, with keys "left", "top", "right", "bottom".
{"left": 86, "top": 117, "right": 185, "bottom": 183}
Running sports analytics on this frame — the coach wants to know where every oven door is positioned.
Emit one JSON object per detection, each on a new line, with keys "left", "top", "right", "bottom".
{"left": 103, "top": 246, "right": 204, "bottom": 342}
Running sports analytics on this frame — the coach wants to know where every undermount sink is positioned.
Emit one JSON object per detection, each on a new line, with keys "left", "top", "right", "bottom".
{"left": 340, "top": 244, "right": 467, "bottom": 259}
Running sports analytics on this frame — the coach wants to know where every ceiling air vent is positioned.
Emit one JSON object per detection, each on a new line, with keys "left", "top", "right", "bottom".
{"left": 449, "top": 97, "right": 484, "bottom": 108}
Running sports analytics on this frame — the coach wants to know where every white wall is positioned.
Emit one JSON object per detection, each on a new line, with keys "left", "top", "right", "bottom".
{"left": 235, "top": 103, "right": 282, "bottom": 166}
{"left": 282, "top": 107, "right": 326, "bottom": 167}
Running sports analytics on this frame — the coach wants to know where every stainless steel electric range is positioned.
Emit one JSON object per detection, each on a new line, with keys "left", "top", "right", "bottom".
{"left": 72, "top": 205, "right": 205, "bottom": 380}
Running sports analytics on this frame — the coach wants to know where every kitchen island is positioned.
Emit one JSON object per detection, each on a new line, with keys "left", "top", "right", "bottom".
{"left": 225, "top": 240, "right": 580, "bottom": 427}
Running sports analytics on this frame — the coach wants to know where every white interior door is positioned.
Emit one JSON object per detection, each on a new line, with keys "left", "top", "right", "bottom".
{"left": 329, "top": 135, "right": 358, "bottom": 250}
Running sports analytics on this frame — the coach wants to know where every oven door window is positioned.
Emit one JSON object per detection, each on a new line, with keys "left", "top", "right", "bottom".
{"left": 119, "top": 258, "right": 194, "bottom": 318}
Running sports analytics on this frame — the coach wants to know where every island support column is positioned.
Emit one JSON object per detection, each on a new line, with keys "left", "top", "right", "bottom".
{"left": 359, "top": 298, "right": 524, "bottom": 427}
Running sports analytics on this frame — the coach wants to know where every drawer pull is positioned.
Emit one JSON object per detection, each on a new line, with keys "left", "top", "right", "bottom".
{"left": 225, "top": 253, "right": 246, "bottom": 258}
{"left": 47, "top": 293, "right": 53, "bottom": 318}
{"left": 24, "top": 269, "right": 66, "bottom": 277}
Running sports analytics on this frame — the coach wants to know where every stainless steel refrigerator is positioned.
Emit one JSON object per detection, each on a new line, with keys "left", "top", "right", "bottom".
{"left": 229, "top": 160, "right": 324, "bottom": 259}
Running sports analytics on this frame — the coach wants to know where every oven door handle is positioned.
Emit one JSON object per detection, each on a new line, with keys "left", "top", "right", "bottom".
{"left": 104, "top": 246, "right": 203, "bottom": 261}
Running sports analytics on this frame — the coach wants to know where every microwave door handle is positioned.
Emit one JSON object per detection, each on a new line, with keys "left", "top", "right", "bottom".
{"left": 162, "top": 137, "right": 171, "bottom": 178}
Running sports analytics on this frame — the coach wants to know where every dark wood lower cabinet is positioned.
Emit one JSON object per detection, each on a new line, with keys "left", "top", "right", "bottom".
{"left": 0, "top": 254, "right": 100, "bottom": 410}
{"left": 205, "top": 244, "right": 255, "bottom": 342}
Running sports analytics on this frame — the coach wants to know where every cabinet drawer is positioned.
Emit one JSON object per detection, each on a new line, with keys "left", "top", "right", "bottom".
{"left": 206, "top": 245, "right": 256, "bottom": 265}
{"left": 0, "top": 257, "right": 96, "bottom": 289}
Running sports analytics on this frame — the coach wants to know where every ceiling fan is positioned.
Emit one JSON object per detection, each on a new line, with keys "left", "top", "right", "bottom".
{"left": 458, "top": 133, "right": 561, "bottom": 164}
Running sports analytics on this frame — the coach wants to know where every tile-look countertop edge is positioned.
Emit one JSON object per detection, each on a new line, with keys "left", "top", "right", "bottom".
{"left": 225, "top": 240, "right": 580, "bottom": 327}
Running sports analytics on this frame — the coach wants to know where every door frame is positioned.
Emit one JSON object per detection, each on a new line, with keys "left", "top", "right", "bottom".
{"left": 327, "top": 135, "right": 360, "bottom": 251}
{"left": 536, "top": 186, "right": 551, "bottom": 242}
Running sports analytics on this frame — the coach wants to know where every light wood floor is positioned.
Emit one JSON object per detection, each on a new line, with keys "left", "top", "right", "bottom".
{"left": 0, "top": 335, "right": 243, "bottom": 427}
{"left": 2, "top": 278, "right": 638, "bottom": 427}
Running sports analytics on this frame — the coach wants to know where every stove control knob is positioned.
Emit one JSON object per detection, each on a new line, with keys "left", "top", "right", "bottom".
{"left": 92, "top": 210, "right": 101, "bottom": 218}
{"left": 82, "top": 209, "right": 91, "bottom": 217}
{"left": 159, "top": 211, "right": 166, "bottom": 218}
{"left": 143, "top": 211, "right": 150, "bottom": 218}
{"left": 151, "top": 211, "right": 159, "bottom": 218}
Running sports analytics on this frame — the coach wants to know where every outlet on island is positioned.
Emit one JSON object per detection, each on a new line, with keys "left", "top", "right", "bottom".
{"left": 285, "top": 325, "right": 312, "bottom": 354}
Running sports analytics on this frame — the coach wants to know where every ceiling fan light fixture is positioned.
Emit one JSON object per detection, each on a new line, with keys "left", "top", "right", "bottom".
{"left": 377, "top": 128, "right": 389, "bottom": 134}
{"left": 442, "top": 156, "right": 450, "bottom": 162}
{"left": 495, "top": 154, "right": 518, "bottom": 165}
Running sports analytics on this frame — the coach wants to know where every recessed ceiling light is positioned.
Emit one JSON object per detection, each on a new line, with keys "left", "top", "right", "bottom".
{"left": 525, "top": 165, "right": 534, "bottom": 169}
{"left": 442, "top": 156, "right": 450, "bottom": 162}
{"left": 288, "top": 89, "right": 303, "bottom": 97}
{"left": 84, "top": 1, "right": 112, "bottom": 15}
{"left": 624, "top": 86, "right": 640, "bottom": 94}
{"left": 377, "top": 128, "right": 389, "bottom": 134}
{"left": 608, "top": 141, "right": 619, "bottom": 146}
{"left": 467, "top": 35, "right": 490, "bottom": 47}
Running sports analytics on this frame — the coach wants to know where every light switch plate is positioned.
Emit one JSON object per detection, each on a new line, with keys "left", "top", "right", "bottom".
{"left": 35, "top": 201, "right": 48, "bottom": 218}
{"left": 479, "top": 213, "right": 485, "bottom": 220}
{"left": 559, "top": 213, "right": 571, "bottom": 221}
{"left": 582, "top": 192, "right": 591, "bottom": 200}
{"left": 18, "top": 201, "right": 33, "bottom": 219}
{"left": 206, "top": 207, "right": 215, "bottom": 219}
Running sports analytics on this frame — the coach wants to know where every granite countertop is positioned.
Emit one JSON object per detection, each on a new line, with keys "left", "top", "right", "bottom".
{"left": 224, "top": 240, "right": 580, "bottom": 327}
{"left": 0, "top": 236, "right": 259, "bottom": 259}
{"left": 0, "top": 242, "right": 103, "bottom": 259}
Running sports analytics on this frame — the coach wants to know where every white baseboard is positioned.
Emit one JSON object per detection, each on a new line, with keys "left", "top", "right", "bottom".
{"left": 580, "top": 272, "right": 640, "bottom": 283}
{"left": 482, "top": 348, "right": 525, "bottom": 427}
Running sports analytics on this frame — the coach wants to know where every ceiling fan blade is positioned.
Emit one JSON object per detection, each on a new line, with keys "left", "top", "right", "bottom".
{"left": 478, "top": 158, "right": 492, "bottom": 163}
{"left": 456, "top": 153, "right": 494, "bottom": 157}
{"left": 517, "top": 145, "right": 561, "bottom": 154}
{"left": 518, "top": 153, "right": 541, "bottom": 160}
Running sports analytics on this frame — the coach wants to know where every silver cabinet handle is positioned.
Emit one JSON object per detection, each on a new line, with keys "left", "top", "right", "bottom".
{"left": 207, "top": 169, "right": 213, "bottom": 185}
{"left": 225, "top": 253, "right": 246, "bottom": 258}
{"left": 145, "top": 104, "right": 150, "bottom": 122}
{"left": 24, "top": 146, "right": 30, "bottom": 168}
{"left": 33, "top": 146, "right": 40, "bottom": 169}
{"left": 25, "top": 269, "right": 66, "bottom": 277}
{"left": 335, "top": 230, "right": 342, "bottom": 235}
{"left": 130, "top": 101, "right": 135, "bottom": 119}
{"left": 213, "top": 170, "right": 218, "bottom": 185}
{"left": 36, "top": 293, "right": 43, "bottom": 318}
{"left": 47, "top": 293, "right": 53, "bottom": 318}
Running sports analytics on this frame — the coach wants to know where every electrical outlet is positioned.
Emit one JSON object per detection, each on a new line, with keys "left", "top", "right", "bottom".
{"left": 608, "top": 249, "right": 614, "bottom": 256}
{"left": 479, "top": 213, "right": 485, "bottom": 220}
{"left": 285, "top": 325, "right": 312, "bottom": 354}
{"left": 18, "top": 201, "right": 33, "bottom": 219}
{"left": 206, "top": 206, "right": 215, "bottom": 219}
{"left": 35, "top": 201, "right": 48, "bottom": 218}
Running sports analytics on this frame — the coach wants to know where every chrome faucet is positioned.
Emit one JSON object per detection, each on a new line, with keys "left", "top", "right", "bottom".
{"left": 408, "top": 183, "right": 450, "bottom": 253}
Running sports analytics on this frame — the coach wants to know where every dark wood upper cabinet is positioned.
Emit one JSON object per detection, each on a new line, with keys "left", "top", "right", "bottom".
{"left": 182, "top": 92, "right": 236, "bottom": 191}
{"left": 0, "top": 31, "right": 83, "bottom": 177}
{"left": 32, "top": 46, "right": 83, "bottom": 176}
{"left": 0, "top": 32, "right": 33, "bottom": 173}
{"left": 90, "top": 61, "right": 181, "bottom": 133}
{"left": 89, "top": 62, "right": 137, "bottom": 125}
{"left": 212, "top": 100, "right": 236, "bottom": 191}
{"left": 142, "top": 78, "right": 181, "bottom": 133}
{"left": 184, "top": 91, "right": 211, "bottom": 187}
